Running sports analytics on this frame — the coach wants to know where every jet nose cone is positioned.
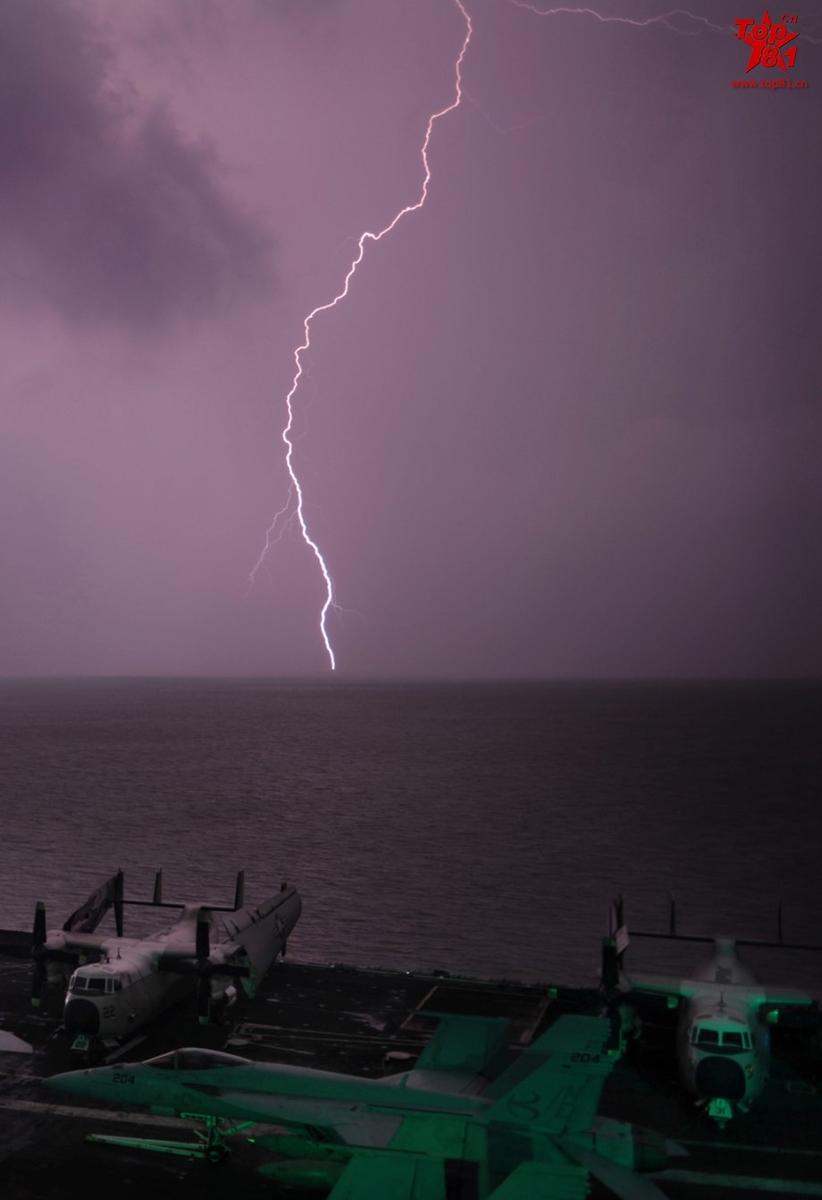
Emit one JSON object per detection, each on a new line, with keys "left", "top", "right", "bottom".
{"left": 695, "top": 1055, "right": 746, "bottom": 1102}
{"left": 64, "top": 998, "right": 100, "bottom": 1035}
{"left": 45, "top": 1069, "right": 87, "bottom": 1096}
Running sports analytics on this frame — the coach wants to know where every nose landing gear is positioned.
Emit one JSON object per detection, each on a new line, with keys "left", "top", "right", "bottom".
{"left": 706, "top": 1097, "right": 733, "bottom": 1127}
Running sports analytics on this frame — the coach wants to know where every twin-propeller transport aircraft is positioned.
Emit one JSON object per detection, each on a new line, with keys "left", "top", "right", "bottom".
{"left": 28, "top": 869, "right": 301, "bottom": 1049}
{"left": 47, "top": 1013, "right": 681, "bottom": 1199}
{"left": 605, "top": 895, "right": 821, "bottom": 1126}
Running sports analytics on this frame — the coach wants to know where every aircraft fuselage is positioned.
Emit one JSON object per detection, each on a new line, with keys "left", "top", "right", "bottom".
{"left": 673, "top": 940, "right": 771, "bottom": 1122}
{"left": 60, "top": 887, "right": 301, "bottom": 1041}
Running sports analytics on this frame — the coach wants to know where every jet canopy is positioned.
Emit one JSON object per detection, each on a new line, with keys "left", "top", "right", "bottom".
{"left": 144, "top": 1048, "right": 250, "bottom": 1071}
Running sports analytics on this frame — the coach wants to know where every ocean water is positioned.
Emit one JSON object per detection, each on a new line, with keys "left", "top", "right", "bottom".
{"left": 1, "top": 679, "right": 821, "bottom": 990}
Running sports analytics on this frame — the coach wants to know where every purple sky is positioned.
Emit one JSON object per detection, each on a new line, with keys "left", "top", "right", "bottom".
{"left": 2, "top": 0, "right": 820, "bottom": 678}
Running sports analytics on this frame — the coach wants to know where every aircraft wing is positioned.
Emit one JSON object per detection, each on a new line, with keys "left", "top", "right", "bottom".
{"left": 50, "top": 931, "right": 111, "bottom": 955}
{"left": 325, "top": 1154, "right": 447, "bottom": 1200}
{"left": 620, "top": 971, "right": 700, "bottom": 1001}
{"left": 755, "top": 984, "right": 818, "bottom": 1008}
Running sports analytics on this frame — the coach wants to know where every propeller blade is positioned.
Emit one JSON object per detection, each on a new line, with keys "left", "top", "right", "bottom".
{"left": 32, "top": 902, "right": 47, "bottom": 950}
{"left": 233, "top": 871, "right": 245, "bottom": 911}
{"left": 196, "top": 975, "right": 212, "bottom": 1024}
{"left": 196, "top": 913, "right": 210, "bottom": 962}
{"left": 152, "top": 870, "right": 163, "bottom": 905}
{"left": 31, "top": 960, "right": 47, "bottom": 1007}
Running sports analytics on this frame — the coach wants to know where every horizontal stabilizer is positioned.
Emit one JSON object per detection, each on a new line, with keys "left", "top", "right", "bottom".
{"left": 326, "top": 1154, "right": 447, "bottom": 1200}
{"left": 563, "top": 1145, "right": 672, "bottom": 1199}
{"left": 121, "top": 870, "right": 248, "bottom": 913}
{"left": 414, "top": 1015, "right": 510, "bottom": 1075}
{"left": 615, "top": 894, "right": 822, "bottom": 952}
{"left": 489, "top": 1161, "right": 588, "bottom": 1200}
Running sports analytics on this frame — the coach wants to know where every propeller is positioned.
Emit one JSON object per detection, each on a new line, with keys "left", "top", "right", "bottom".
{"left": 30, "top": 959, "right": 47, "bottom": 1008}
{"left": 195, "top": 912, "right": 212, "bottom": 1022}
{"left": 33, "top": 901, "right": 46, "bottom": 951}
{"left": 196, "top": 975, "right": 213, "bottom": 1023}
{"left": 196, "top": 911, "right": 211, "bottom": 962}
{"left": 30, "top": 902, "right": 79, "bottom": 1007}
{"left": 157, "top": 908, "right": 250, "bottom": 1025}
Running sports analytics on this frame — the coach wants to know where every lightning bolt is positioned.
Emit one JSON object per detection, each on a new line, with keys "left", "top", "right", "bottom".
{"left": 250, "top": 0, "right": 474, "bottom": 671}
{"left": 506, "top": 2, "right": 729, "bottom": 36}
{"left": 509, "top": 2, "right": 822, "bottom": 46}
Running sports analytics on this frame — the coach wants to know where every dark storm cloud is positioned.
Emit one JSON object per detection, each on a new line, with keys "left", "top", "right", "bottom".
{"left": 0, "top": 0, "right": 272, "bottom": 329}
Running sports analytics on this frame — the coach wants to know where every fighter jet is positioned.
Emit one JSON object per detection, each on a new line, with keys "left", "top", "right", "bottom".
{"left": 27, "top": 869, "right": 301, "bottom": 1050}
{"left": 605, "top": 895, "right": 821, "bottom": 1126}
{"left": 47, "top": 1013, "right": 679, "bottom": 1198}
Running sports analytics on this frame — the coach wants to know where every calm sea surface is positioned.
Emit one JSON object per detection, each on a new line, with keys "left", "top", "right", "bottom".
{"left": 1, "top": 679, "right": 821, "bottom": 988}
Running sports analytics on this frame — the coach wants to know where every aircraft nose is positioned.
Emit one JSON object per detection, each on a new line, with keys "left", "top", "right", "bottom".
{"left": 45, "top": 1070, "right": 88, "bottom": 1096}
{"left": 64, "top": 998, "right": 100, "bottom": 1035}
{"left": 695, "top": 1055, "right": 746, "bottom": 1102}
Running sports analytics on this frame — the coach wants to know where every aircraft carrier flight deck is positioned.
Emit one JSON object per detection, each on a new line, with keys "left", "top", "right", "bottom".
{"left": 1, "top": 952, "right": 822, "bottom": 1199}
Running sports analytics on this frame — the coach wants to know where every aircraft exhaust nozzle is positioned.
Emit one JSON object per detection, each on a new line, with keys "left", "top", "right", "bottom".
{"left": 631, "top": 1128, "right": 670, "bottom": 1173}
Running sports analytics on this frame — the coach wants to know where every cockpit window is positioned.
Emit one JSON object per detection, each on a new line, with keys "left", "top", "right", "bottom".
{"left": 69, "top": 976, "right": 86, "bottom": 993}
{"left": 721, "top": 1031, "right": 743, "bottom": 1047}
{"left": 144, "top": 1049, "right": 249, "bottom": 1072}
{"left": 176, "top": 1049, "right": 249, "bottom": 1070}
{"left": 85, "top": 978, "right": 106, "bottom": 992}
{"left": 697, "top": 1028, "right": 719, "bottom": 1045}
{"left": 145, "top": 1051, "right": 177, "bottom": 1070}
